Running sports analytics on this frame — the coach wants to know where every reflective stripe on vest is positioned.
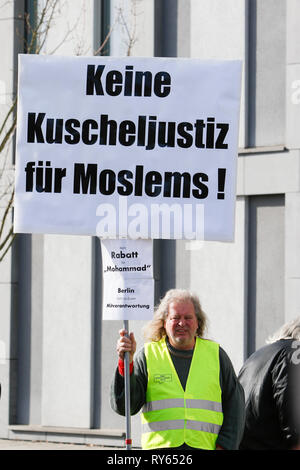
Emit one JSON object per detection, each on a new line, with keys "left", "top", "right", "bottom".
{"left": 141, "top": 337, "right": 223, "bottom": 450}
{"left": 143, "top": 398, "right": 222, "bottom": 413}
{"left": 142, "top": 420, "right": 222, "bottom": 434}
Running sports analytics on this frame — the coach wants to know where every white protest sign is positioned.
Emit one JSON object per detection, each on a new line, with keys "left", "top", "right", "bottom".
{"left": 101, "top": 239, "right": 154, "bottom": 320}
{"left": 101, "top": 238, "right": 153, "bottom": 277}
{"left": 14, "top": 54, "right": 242, "bottom": 241}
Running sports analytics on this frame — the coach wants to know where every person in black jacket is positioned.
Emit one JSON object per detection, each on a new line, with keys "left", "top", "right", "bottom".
{"left": 238, "top": 317, "right": 300, "bottom": 450}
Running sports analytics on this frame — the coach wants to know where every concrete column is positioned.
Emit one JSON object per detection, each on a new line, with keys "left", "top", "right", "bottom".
{"left": 286, "top": 0, "right": 300, "bottom": 149}
{"left": 41, "top": 235, "right": 93, "bottom": 427}
{"left": 0, "top": 0, "right": 24, "bottom": 437}
{"left": 285, "top": 192, "right": 300, "bottom": 322}
{"left": 40, "top": 0, "right": 94, "bottom": 56}
{"left": 190, "top": 0, "right": 247, "bottom": 148}
{"left": 110, "top": 0, "right": 154, "bottom": 57}
{"left": 16, "top": 234, "right": 44, "bottom": 425}
{"left": 187, "top": 198, "right": 247, "bottom": 372}
{"left": 285, "top": 0, "right": 300, "bottom": 322}
{"left": 251, "top": 0, "right": 286, "bottom": 147}
{"left": 0, "top": 235, "right": 17, "bottom": 436}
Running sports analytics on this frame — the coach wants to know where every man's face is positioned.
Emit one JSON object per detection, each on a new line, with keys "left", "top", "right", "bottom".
{"left": 164, "top": 300, "right": 199, "bottom": 350}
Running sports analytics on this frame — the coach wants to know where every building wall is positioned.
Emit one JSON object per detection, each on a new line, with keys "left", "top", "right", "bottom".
{"left": 0, "top": 0, "right": 300, "bottom": 448}
{"left": 285, "top": 0, "right": 300, "bottom": 325}
{"left": 0, "top": 0, "right": 24, "bottom": 438}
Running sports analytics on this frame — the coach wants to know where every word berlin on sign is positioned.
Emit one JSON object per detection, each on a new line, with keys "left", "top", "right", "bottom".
{"left": 14, "top": 54, "right": 242, "bottom": 241}
{"left": 101, "top": 238, "right": 154, "bottom": 321}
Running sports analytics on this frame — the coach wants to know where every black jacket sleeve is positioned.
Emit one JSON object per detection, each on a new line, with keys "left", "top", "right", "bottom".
{"left": 216, "top": 347, "right": 245, "bottom": 450}
{"left": 272, "top": 347, "right": 300, "bottom": 447}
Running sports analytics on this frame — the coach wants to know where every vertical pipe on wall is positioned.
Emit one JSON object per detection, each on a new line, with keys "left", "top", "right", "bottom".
{"left": 94, "top": 0, "right": 111, "bottom": 56}
{"left": 245, "top": 0, "right": 257, "bottom": 148}
{"left": 92, "top": 0, "right": 111, "bottom": 428}
{"left": 154, "top": 0, "right": 178, "bottom": 299}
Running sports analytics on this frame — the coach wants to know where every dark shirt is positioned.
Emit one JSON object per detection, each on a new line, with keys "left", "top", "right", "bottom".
{"left": 110, "top": 338, "right": 245, "bottom": 450}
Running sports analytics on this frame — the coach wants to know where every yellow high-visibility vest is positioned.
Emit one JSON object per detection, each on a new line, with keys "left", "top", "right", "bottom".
{"left": 141, "top": 337, "right": 223, "bottom": 450}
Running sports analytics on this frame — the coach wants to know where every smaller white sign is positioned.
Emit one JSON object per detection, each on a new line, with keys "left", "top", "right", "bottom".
{"left": 101, "top": 239, "right": 154, "bottom": 320}
{"left": 101, "top": 238, "right": 153, "bottom": 278}
{"left": 102, "top": 277, "right": 154, "bottom": 321}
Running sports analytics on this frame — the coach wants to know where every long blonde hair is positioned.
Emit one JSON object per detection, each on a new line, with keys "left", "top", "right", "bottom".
{"left": 143, "top": 288, "right": 207, "bottom": 342}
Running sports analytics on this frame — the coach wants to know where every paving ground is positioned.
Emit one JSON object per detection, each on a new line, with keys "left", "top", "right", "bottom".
{"left": 0, "top": 438, "right": 122, "bottom": 450}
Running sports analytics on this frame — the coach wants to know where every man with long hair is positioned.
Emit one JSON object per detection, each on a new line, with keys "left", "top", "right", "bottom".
{"left": 110, "top": 289, "right": 245, "bottom": 450}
